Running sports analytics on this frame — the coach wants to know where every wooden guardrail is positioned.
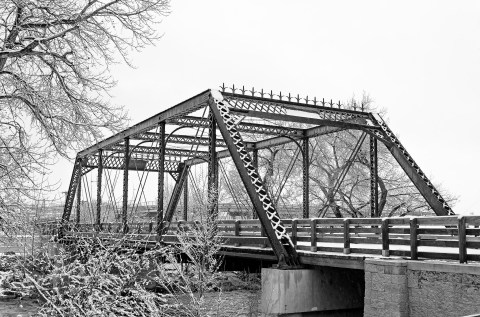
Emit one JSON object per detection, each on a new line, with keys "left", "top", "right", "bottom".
{"left": 41, "top": 216, "right": 480, "bottom": 264}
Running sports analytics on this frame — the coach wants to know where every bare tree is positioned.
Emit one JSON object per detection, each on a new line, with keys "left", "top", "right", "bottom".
{"left": 0, "top": 0, "right": 170, "bottom": 231}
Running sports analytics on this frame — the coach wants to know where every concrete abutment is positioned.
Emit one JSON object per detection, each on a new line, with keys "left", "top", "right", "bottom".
{"left": 365, "top": 258, "right": 480, "bottom": 317}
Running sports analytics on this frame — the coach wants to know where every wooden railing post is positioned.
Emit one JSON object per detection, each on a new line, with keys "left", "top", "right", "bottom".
{"left": 410, "top": 217, "right": 418, "bottom": 260}
{"left": 148, "top": 221, "right": 153, "bottom": 233}
{"left": 292, "top": 219, "right": 298, "bottom": 250}
{"left": 178, "top": 220, "right": 184, "bottom": 235}
{"left": 458, "top": 215, "right": 467, "bottom": 263}
{"left": 234, "top": 220, "right": 240, "bottom": 247}
{"left": 260, "top": 223, "right": 267, "bottom": 248}
{"left": 381, "top": 218, "right": 390, "bottom": 257}
{"left": 343, "top": 219, "right": 351, "bottom": 254}
{"left": 310, "top": 219, "right": 317, "bottom": 252}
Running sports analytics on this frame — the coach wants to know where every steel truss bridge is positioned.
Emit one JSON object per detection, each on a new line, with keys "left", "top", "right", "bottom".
{"left": 60, "top": 86, "right": 456, "bottom": 268}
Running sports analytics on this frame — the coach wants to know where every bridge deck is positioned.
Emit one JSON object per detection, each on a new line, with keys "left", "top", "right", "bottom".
{"left": 44, "top": 215, "right": 480, "bottom": 268}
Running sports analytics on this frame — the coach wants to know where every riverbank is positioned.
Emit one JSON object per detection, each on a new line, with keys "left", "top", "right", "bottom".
{"left": 0, "top": 289, "right": 261, "bottom": 317}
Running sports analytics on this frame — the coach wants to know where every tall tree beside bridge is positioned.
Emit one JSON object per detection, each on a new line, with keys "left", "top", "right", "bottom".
{"left": 0, "top": 0, "right": 170, "bottom": 233}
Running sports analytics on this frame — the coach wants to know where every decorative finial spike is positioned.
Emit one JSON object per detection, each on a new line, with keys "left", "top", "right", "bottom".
{"left": 288, "top": 93, "right": 291, "bottom": 102}
{"left": 314, "top": 97, "right": 317, "bottom": 105}
{"left": 279, "top": 91, "right": 283, "bottom": 100}
{"left": 251, "top": 87, "right": 255, "bottom": 96}
{"left": 241, "top": 85, "right": 245, "bottom": 94}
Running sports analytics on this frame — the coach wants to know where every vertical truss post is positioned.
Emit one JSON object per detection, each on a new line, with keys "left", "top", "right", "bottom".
{"left": 370, "top": 136, "right": 379, "bottom": 217}
{"left": 208, "top": 90, "right": 299, "bottom": 267}
{"left": 302, "top": 137, "right": 310, "bottom": 218}
{"left": 208, "top": 112, "right": 218, "bottom": 214}
{"left": 122, "top": 138, "right": 130, "bottom": 233}
{"left": 157, "top": 122, "right": 165, "bottom": 236}
{"left": 252, "top": 148, "right": 258, "bottom": 219}
{"left": 96, "top": 149, "right": 103, "bottom": 229}
{"left": 183, "top": 175, "right": 188, "bottom": 221}
{"left": 76, "top": 171, "right": 82, "bottom": 224}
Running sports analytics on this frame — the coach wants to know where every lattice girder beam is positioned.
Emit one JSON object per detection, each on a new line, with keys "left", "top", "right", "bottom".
{"left": 370, "top": 136, "right": 379, "bottom": 217}
{"left": 169, "top": 116, "right": 304, "bottom": 137}
{"left": 157, "top": 122, "right": 165, "bottom": 235}
{"left": 222, "top": 91, "right": 370, "bottom": 121}
{"left": 110, "top": 145, "right": 209, "bottom": 158}
{"left": 83, "top": 155, "right": 180, "bottom": 173}
{"left": 229, "top": 109, "right": 382, "bottom": 133}
{"left": 208, "top": 90, "right": 299, "bottom": 267}
{"left": 133, "top": 133, "right": 227, "bottom": 148}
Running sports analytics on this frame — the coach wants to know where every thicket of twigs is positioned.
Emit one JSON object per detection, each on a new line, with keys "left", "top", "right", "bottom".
{"left": 1, "top": 203, "right": 260, "bottom": 316}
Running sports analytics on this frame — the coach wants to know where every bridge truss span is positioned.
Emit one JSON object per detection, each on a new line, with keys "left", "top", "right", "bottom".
{"left": 60, "top": 85, "right": 454, "bottom": 266}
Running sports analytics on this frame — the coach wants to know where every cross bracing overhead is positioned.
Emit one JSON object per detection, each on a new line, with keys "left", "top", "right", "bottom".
{"left": 61, "top": 85, "right": 454, "bottom": 267}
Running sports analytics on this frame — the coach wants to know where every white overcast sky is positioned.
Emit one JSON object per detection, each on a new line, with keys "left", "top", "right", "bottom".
{"left": 53, "top": 0, "right": 480, "bottom": 214}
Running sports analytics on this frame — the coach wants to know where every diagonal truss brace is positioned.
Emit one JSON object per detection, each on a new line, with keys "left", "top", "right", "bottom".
{"left": 158, "top": 163, "right": 190, "bottom": 238}
{"left": 61, "top": 157, "right": 83, "bottom": 232}
{"left": 208, "top": 89, "right": 299, "bottom": 267}
{"left": 370, "top": 115, "right": 454, "bottom": 216}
